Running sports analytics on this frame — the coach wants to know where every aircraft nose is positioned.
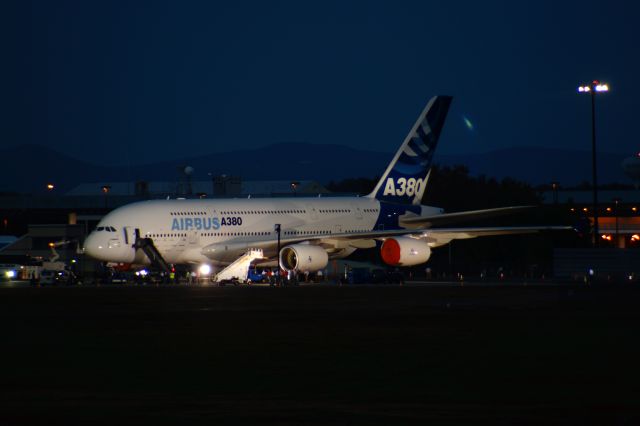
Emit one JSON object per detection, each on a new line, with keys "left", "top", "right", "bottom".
{"left": 84, "top": 232, "right": 107, "bottom": 261}
{"left": 84, "top": 230, "right": 135, "bottom": 263}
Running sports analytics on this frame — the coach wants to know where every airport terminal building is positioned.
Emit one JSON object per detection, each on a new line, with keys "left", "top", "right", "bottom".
{"left": 538, "top": 187, "right": 640, "bottom": 280}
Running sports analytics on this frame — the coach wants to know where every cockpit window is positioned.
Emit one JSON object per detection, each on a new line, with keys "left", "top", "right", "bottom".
{"left": 96, "top": 226, "right": 105, "bottom": 231}
{"left": 109, "top": 226, "right": 117, "bottom": 232}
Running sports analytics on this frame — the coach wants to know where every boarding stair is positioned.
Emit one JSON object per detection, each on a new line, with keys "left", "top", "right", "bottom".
{"left": 134, "top": 237, "right": 171, "bottom": 273}
{"left": 214, "top": 249, "right": 265, "bottom": 284}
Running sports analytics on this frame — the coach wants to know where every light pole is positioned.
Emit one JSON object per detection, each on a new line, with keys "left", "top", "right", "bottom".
{"left": 102, "top": 185, "right": 111, "bottom": 209}
{"left": 274, "top": 223, "right": 281, "bottom": 285}
{"left": 551, "top": 181, "right": 559, "bottom": 204}
{"left": 578, "top": 81, "right": 609, "bottom": 247}
{"left": 208, "top": 172, "right": 214, "bottom": 196}
{"left": 614, "top": 197, "right": 621, "bottom": 248}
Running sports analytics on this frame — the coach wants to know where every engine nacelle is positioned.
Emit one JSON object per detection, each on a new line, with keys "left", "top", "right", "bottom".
{"left": 279, "top": 244, "right": 329, "bottom": 272}
{"left": 380, "top": 237, "right": 431, "bottom": 266}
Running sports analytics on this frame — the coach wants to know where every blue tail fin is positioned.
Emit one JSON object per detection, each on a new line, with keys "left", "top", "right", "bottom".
{"left": 367, "top": 96, "right": 452, "bottom": 205}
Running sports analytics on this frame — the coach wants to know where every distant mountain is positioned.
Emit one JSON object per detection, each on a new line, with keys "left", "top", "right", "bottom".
{"left": 0, "top": 143, "right": 393, "bottom": 194}
{"left": 0, "top": 144, "right": 124, "bottom": 194}
{"left": 438, "top": 147, "right": 631, "bottom": 186}
{"left": 0, "top": 143, "right": 633, "bottom": 194}
{"left": 134, "top": 142, "right": 393, "bottom": 184}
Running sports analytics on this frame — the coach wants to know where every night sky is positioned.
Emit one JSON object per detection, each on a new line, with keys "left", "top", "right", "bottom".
{"left": 2, "top": 1, "right": 639, "bottom": 166}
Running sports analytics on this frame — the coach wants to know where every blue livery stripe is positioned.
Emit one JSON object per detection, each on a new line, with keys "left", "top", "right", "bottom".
{"left": 368, "top": 95, "right": 452, "bottom": 205}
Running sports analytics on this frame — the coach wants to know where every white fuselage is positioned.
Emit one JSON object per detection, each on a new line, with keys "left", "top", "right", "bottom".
{"left": 85, "top": 196, "right": 439, "bottom": 266}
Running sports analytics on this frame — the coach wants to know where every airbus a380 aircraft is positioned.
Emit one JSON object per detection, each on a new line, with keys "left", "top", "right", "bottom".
{"left": 84, "top": 96, "right": 559, "bottom": 275}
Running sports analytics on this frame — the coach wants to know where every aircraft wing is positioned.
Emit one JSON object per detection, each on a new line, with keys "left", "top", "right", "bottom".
{"left": 203, "top": 223, "right": 573, "bottom": 249}
{"left": 311, "top": 225, "right": 574, "bottom": 249}
{"left": 412, "top": 225, "right": 574, "bottom": 247}
{"left": 399, "top": 206, "right": 534, "bottom": 228}
{"left": 201, "top": 224, "right": 573, "bottom": 261}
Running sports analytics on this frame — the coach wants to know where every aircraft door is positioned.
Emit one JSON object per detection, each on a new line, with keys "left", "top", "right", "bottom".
{"left": 176, "top": 233, "right": 186, "bottom": 248}
{"left": 306, "top": 204, "right": 318, "bottom": 221}
{"left": 187, "top": 230, "right": 199, "bottom": 245}
{"left": 351, "top": 203, "right": 363, "bottom": 220}
{"left": 123, "top": 227, "right": 139, "bottom": 246}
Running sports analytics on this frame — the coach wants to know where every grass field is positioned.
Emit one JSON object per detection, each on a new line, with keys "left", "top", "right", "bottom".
{"left": 1, "top": 284, "right": 639, "bottom": 425}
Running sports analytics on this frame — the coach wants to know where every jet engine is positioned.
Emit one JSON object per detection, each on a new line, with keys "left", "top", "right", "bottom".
{"left": 380, "top": 237, "right": 431, "bottom": 266}
{"left": 279, "top": 244, "right": 329, "bottom": 272}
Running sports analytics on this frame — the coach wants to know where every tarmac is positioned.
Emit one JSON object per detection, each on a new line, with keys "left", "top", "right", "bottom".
{"left": 1, "top": 282, "right": 639, "bottom": 425}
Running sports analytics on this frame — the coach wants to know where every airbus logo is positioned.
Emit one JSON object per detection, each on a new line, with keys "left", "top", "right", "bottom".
{"left": 171, "top": 217, "right": 220, "bottom": 231}
{"left": 171, "top": 216, "right": 246, "bottom": 231}
{"left": 382, "top": 177, "right": 425, "bottom": 197}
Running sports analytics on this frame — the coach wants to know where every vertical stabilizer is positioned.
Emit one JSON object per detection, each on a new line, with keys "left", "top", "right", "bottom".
{"left": 367, "top": 96, "right": 452, "bottom": 205}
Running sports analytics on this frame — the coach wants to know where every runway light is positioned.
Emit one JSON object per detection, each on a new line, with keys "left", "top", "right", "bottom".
{"left": 632, "top": 207, "right": 637, "bottom": 212}
{"left": 46, "top": 183, "right": 55, "bottom": 190}
{"left": 631, "top": 234, "right": 640, "bottom": 242}
{"left": 601, "top": 234, "right": 612, "bottom": 241}
{"left": 578, "top": 86, "right": 591, "bottom": 92}
{"left": 199, "top": 264, "right": 211, "bottom": 275}
{"left": 606, "top": 207, "right": 612, "bottom": 212}
{"left": 5, "top": 270, "right": 15, "bottom": 279}
{"left": 139, "top": 269, "right": 148, "bottom": 277}
{"left": 583, "top": 207, "right": 588, "bottom": 212}
{"left": 595, "top": 84, "right": 609, "bottom": 92}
